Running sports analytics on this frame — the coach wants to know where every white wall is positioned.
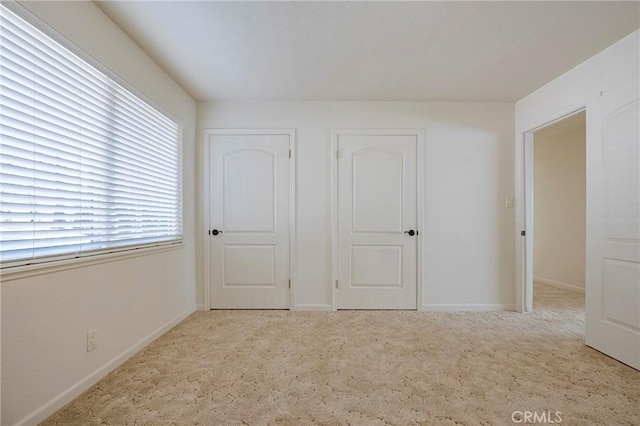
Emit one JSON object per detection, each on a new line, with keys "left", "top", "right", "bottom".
{"left": 197, "top": 101, "right": 516, "bottom": 311}
{"left": 515, "top": 30, "right": 640, "bottom": 311}
{"left": 533, "top": 114, "right": 586, "bottom": 290}
{"left": 1, "top": 2, "right": 196, "bottom": 425}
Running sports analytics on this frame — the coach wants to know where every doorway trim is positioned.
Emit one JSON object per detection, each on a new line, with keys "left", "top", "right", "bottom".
{"left": 518, "top": 108, "right": 585, "bottom": 313}
{"left": 330, "top": 129, "right": 425, "bottom": 311}
{"left": 202, "top": 128, "right": 296, "bottom": 310}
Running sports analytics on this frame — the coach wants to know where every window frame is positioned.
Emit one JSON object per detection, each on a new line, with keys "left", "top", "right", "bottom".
{"left": 0, "top": 1, "right": 185, "bottom": 276}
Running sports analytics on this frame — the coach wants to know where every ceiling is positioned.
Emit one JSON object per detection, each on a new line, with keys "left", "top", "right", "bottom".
{"left": 96, "top": 1, "right": 639, "bottom": 102}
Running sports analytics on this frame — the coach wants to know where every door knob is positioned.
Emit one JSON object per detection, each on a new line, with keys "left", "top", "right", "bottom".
{"left": 404, "top": 230, "right": 416, "bottom": 236}
{"left": 211, "top": 229, "right": 223, "bottom": 236}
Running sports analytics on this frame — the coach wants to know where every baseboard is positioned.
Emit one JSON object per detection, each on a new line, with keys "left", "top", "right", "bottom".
{"left": 14, "top": 306, "right": 196, "bottom": 426}
{"left": 422, "top": 303, "right": 517, "bottom": 312}
{"left": 534, "top": 276, "right": 585, "bottom": 293}
{"left": 196, "top": 303, "right": 207, "bottom": 311}
{"left": 293, "top": 304, "right": 334, "bottom": 311}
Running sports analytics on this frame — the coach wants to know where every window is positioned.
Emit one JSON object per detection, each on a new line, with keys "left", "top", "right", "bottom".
{"left": 0, "top": 4, "right": 183, "bottom": 268}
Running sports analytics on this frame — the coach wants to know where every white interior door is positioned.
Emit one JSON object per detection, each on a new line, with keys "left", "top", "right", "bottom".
{"left": 585, "top": 89, "right": 640, "bottom": 368}
{"left": 208, "top": 131, "right": 291, "bottom": 309}
{"left": 336, "top": 133, "right": 418, "bottom": 309}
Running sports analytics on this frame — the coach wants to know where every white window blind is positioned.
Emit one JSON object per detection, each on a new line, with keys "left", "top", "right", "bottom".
{"left": 0, "top": 4, "right": 182, "bottom": 268}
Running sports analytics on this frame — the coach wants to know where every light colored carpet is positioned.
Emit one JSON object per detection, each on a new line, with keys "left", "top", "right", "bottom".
{"left": 42, "top": 283, "right": 639, "bottom": 425}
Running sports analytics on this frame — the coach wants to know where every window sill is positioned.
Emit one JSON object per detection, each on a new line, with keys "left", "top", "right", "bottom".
{"left": 0, "top": 242, "right": 184, "bottom": 283}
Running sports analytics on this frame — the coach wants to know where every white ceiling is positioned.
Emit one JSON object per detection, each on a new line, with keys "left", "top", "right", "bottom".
{"left": 96, "top": 1, "right": 639, "bottom": 102}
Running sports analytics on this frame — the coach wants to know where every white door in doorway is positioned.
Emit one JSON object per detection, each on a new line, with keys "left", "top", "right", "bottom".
{"left": 335, "top": 131, "right": 420, "bottom": 309}
{"left": 206, "top": 130, "right": 293, "bottom": 309}
{"left": 586, "top": 92, "right": 640, "bottom": 369}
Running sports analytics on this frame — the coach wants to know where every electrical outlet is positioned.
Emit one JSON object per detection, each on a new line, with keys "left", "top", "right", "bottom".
{"left": 87, "top": 329, "right": 97, "bottom": 352}
{"left": 505, "top": 196, "right": 514, "bottom": 209}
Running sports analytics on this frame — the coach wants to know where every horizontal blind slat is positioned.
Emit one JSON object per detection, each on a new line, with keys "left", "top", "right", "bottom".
{"left": 0, "top": 4, "right": 182, "bottom": 266}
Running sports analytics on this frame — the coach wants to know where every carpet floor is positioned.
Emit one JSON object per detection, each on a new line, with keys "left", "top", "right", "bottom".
{"left": 42, "top": 283, "right": 639, "bottom": 425}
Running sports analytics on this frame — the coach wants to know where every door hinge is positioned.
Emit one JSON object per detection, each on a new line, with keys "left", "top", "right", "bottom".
{"left": 288, "top": 279, "right": 291, "bottom": 288}
{"left": 335, "top": 280, "right": 338, "bottom": 289}
{"left": 289, "top": 149, "right": 291, "bottom": 159}
{"left": 521, "top": 230, "right": 526, "bottom": 236}
{"left": 336, "top": 150, "right": 340, "bottom": 160}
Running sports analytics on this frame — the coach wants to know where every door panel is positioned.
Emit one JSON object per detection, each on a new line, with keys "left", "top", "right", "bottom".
{"left": 351, "top": 245, "right": 403, "bottom": 287}
{"left": 604, "top": 104, "right": 640, "bottom": 240}
{"left": 337, "top": 134, "right": 418, "bottom": 309}
{"left": 586, "top": 96, "right": 640, "bottom": 369}
{"left": 223, "top": 245, "right": 275, "bottom": 287}
{"left": 352, "top": 149, "right": 404, "bottom": 233}
{"left": 209, "top": 133, "right": 290, "bottom": 309}
{"left": 223, "top": 150, "right": 275, "bottom": 233}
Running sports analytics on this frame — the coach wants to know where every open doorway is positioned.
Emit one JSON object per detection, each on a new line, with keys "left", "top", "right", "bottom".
{"left": 530, "top": 111, "right": 586, "bottom": 316}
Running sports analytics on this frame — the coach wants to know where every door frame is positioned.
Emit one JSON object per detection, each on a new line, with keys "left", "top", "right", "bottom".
{"left": 331, "top": 129, "right": 425, "bottom": 311}
{"left": 202, "top": 129, "right": 296, "bottom": 310}
{"left": 518, "top": 108, "right": 586, "bottom": 312}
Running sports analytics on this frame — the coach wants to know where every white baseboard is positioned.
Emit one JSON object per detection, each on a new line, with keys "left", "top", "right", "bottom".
{"left": 196, "top": 303, "right": 207, "bottom": 311}
{"left": 534, "top": 276, "right": 585, "bottom": 293}
{"left": 422, "top": 303, "right": 517, "bottom": 312}
{"left": 293, "top": 304, "right": 334, "bottom": 311}
{"left": 14, "top": 306, "right": 196, "bottom": 426}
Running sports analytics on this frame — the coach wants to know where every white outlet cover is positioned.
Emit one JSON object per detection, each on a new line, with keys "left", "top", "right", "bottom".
{"left": 505, "top": 196, "right": 514, "bottom": 209}
{"left": 87, "top": 329, "right": 97, "bottom": 352}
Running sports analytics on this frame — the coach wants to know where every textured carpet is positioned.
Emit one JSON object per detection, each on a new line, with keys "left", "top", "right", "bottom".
{"left": 42, "top": 283, "right": 639, "bottom": 425}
